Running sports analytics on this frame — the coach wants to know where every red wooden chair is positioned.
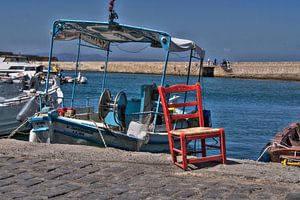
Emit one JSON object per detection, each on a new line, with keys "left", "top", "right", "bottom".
{"left": 158, "top": 82, "right": 226, "bottom": 170}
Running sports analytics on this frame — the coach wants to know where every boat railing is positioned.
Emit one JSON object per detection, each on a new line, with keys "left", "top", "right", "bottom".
{"left": 59, "top": 96, "right": 99, "bottom": 112}
{"left": 0, "top": 95, "right": 32, "bottom": 105}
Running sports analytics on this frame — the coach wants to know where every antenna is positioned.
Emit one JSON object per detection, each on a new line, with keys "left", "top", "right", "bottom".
{"left": 108, "top": 0, "right": 118, "bottom": 23}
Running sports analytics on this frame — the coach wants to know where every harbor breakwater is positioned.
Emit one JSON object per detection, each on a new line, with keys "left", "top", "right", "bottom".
{"left": 39, "top": 61, "right": 300, "bottom": 81}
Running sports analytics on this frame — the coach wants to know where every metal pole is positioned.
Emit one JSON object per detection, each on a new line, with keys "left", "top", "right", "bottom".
{"left": 102, "top": 42, "right": 111, "bottom": 92}
{"left": 45, "top": 29, "right": 55, "bottom": 94}
{"left": 198, "top": 57, "right": 205, "bottom": 106}
{"left": 71, "top": 35, "right": 81, "bottom": 108}
{"left": 183, "top": 49, "right": 193, "bottom": 112}
{"left": 197, "top": 57, "right": 204, "bottom": 83}
{"left": 153, "top": 50, "right": 170, "bottom": 132}
{"left": 159, "top": 50, "right": 170, "bottom": 87}
{"left": 185, "top": 49, "right": 193, "bottom": 85}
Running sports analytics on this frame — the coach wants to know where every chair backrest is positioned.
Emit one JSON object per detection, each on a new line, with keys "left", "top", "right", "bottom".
{"left": 158, "top": 82, "right": 204, "bottom": 133}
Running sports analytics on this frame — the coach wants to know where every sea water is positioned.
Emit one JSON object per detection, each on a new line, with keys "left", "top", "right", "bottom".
{"left": 61, "top": 71, "right": 300, "bottom": 160}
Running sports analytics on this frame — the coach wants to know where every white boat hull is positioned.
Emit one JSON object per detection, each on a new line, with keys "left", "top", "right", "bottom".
{"left": 0, "top": 101, "right": 27, "bottom": 136}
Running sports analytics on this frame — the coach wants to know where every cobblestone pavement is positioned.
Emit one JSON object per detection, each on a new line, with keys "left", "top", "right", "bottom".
{"left": 0, "top": 139, "right": 299, "bottom": 199}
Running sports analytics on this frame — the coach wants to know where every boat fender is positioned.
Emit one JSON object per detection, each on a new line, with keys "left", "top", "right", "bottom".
{"left": 29, "top": 130, "right": 37, "bottom": 143}
{"left": 16, "top": 96, "right": 39, "bottom": 122}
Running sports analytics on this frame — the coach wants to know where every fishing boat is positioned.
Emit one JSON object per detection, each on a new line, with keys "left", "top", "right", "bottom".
{"left": 268, "top": 122, "right": 300, "bottom": 162}
{"left": 257, "top": 122, "right": 300, "bottom": 162}
{"left": 29, "top": 2, "right": 207, "bottom": 152}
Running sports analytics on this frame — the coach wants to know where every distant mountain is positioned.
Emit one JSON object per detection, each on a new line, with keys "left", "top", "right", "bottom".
{"left": 36, "top": 53, "right": 106, "bottom": 61}
{"left": 56, "top": 53, "right": 106, "bottom": 61}
{"left": 36, "top": 53, "right": 184, "bottom": 62}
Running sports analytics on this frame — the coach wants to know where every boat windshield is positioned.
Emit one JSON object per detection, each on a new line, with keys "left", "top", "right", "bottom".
{"left": 4, "top": 56, "right": 29, "bottom": 63}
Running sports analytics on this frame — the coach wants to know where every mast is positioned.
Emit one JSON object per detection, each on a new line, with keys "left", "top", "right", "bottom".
{"left": 109, "top": 0, "right": 118, "bottom": 23}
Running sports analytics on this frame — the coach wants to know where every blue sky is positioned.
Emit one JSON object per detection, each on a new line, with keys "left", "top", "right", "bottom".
{"left": 0, "top": 0, "right": 299, "bottom": 61}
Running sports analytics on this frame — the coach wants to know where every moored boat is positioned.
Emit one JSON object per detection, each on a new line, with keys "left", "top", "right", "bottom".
{"left": 0, "top": 55, "right": 44, "bottom": 80}
{"left": 29, "top": 1, "right": 209, "bottom": 152}
{"left": 267, "top": 122, "right": 300, "bottom": 162}
{"left": 258, "top": 122, "right": 300, "bottom": 162}
{"left": 0, "top": 77, "right": 63, "bottom": 137}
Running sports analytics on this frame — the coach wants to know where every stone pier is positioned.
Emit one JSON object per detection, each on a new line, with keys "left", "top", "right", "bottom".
{"left": 0, "top": 139, "right": 299, "bottom": 199}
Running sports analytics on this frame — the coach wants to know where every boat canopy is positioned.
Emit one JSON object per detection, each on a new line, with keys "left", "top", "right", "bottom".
{"left": 52, "top": 20, "right": 205, "bottom": 58}
{"left": 170, "top": 38, "right": 205, "bottom": 58}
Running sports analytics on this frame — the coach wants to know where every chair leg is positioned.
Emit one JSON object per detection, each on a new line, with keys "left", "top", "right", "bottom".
{"left": 180, "top": 133, "right": 188, "bottom": 170}
{"left": 168, "top": 135, "right": 176, "bottom": 163}
{"left": 201, "top": 139, "right": 206, "bottom": 157}
{"left": 220, "top": 128, "right": 226, "bottom": 164}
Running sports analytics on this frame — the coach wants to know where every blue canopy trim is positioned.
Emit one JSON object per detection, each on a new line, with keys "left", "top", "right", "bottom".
{"left": 53, "top": 20, "right": 171, "bottom": 50}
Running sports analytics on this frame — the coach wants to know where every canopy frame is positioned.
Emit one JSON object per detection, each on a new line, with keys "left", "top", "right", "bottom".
{"left": 44, "top": 19, "right": 205, "bottom": 133}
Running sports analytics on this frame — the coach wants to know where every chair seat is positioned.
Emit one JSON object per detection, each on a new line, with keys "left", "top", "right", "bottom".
{"left": 171, "top": 127, "right": 221, "bottom": 136}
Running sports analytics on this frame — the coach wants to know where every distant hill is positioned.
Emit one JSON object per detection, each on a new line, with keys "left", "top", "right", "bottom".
{"left": 37, "top": 53, "right": 185, "bottom": 62}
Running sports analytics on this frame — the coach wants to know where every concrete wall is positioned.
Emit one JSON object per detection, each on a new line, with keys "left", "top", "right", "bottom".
{"left": 214, "top": 62, "right": 300, "bottom": 81}
{"left": 38, "top": 61, "right": 201, "bottom": 76}
{"left": 38, "top": 61, "right": 300, "bottom": 81}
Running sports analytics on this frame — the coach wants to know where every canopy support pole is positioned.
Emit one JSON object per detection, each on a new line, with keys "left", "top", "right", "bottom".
{"left": 174, "top": 49, "right": 193, "bottom": 129}
{"left": 45, "top": 31, "right": 55, "bottom": 94}
{"left": 71, "top": 35, "right": 81, "bottom": 108}
{"left": 153, "top": 50, "right": 170, "bottom": 132}
{"left": 102, "top": 42, "right": 111, "bottom": 92}
{"left": 182, "top": 49, "right": 194, "bottom": 116}
{"left": 185, "top": 49, "right": 193, "bottom": 86}
{"left": 198, "top": 57, "right": 205, "bottom": 106}
{"left": 197, "top": 57, "right": 204, "bottom": 83}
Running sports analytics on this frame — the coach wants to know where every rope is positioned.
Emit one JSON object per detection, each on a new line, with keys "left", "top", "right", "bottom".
{"left": 170, "top": 52, "right": 191, "bottom": 59}
{"left": 8, "top": 118, "right": 29, "bottom": 138}
{"left": 256, "top": 145, "right": 272, "bottom": 161}
{"left": 92, "top": 120, "right": 107, "bottom": 148}
{"left": 256, "top": 142, "right": 296, "bottom": 161}
{"left": 115, "top": 44, "right": 149, "bottom": 53}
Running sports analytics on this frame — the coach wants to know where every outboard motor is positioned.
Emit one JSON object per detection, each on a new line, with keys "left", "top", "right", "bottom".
{"left": 21, "top": 75, "right": 31, "bottom": 90}
{"left": 28, "top": 75, "right": 39, "bottom": 90}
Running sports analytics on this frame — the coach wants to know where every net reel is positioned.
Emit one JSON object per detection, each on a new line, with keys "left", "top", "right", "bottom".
{"left": 98, "top": 89, "right": 127, "bottom": 128}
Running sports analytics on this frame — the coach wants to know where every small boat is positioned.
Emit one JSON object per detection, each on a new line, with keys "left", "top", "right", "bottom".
{"left": 29, "top": 2, "right": 208, "bottom": 152}
{"left": 0, "top": 76, "right": 63, "bottom": 137}
{"left": 0, "top": 82, "right": 30, "bottom": 136}
{"left": 61, "top": 76, "right": 74, "bottom": 83}
{"left": 61, "top": 72, "right": 87, "bottom": 84}
{"left": 258, "top": 122, "right": 300, "bottom": 162}
{"left": 77, "top": 72, "right": 87, "bottom": 84}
